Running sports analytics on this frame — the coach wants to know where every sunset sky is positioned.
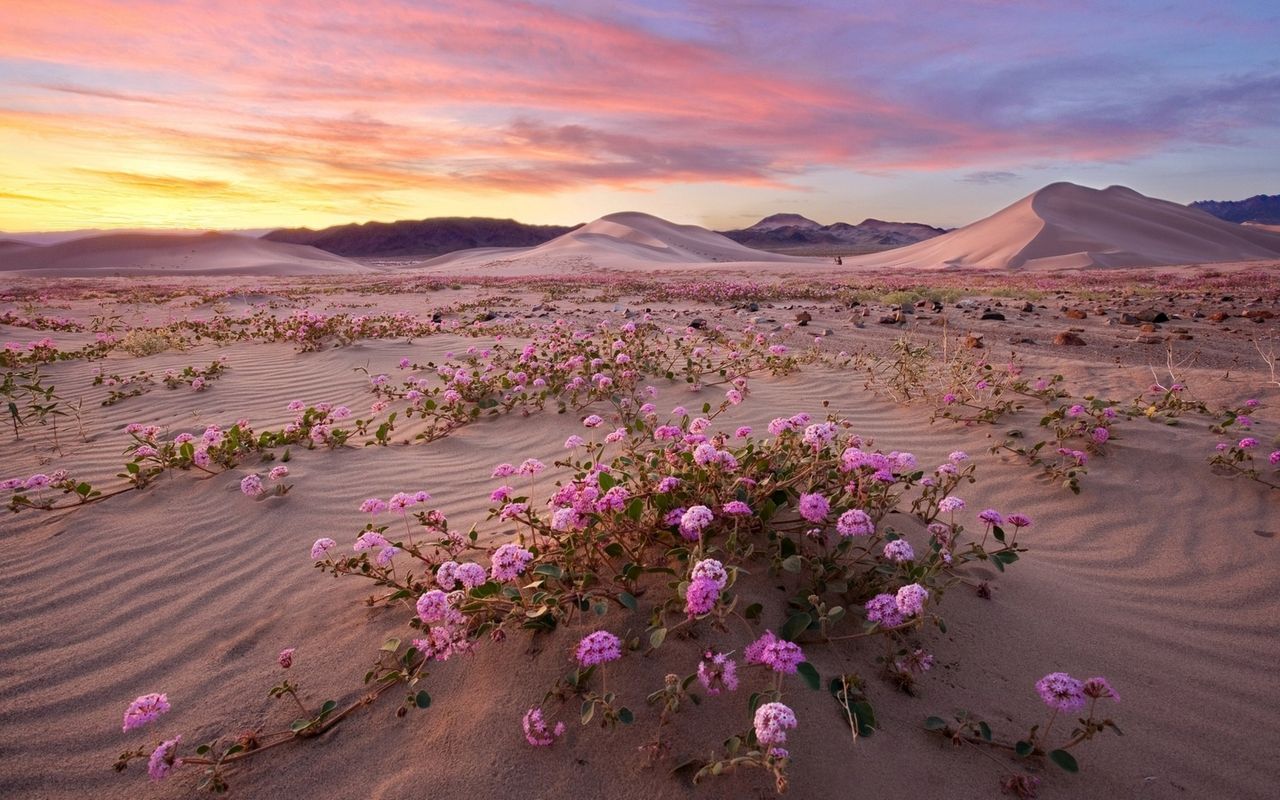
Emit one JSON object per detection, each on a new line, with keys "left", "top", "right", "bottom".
{"left": 1, "top": 0, "right": 1277, "bottom": 233}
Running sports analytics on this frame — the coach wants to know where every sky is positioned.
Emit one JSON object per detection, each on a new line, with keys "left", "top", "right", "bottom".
{"left": 0, "top": 0, "right": 1278, "bottom": 233}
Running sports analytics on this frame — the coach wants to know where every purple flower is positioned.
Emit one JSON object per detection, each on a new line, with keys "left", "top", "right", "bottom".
{"left": 697, "top": 650, "right": 739, "bottom": 695}
{"left": 1239, "top": 437, "right": 1259, "bottom": 449}
{"left": 753, "top": 702, "right": 797, "bottom": 747}
{"left": 491, "top": 543, "right": 533, "bottom": 582}
{"left": 240, "top": 474, "right": 264, "bottom": 497}
{"left": 883, "top": 539, "right": 915, "bottom": 563}
{"left": 310, "top": 537, "right": 336, "bottom": 560}
{"left": 938, "top": 496, "right": 965, "bottom": 514}
{"left": 575, "top": 631, "right": 622, "bottom": 667}
{"left": 122, "top": 693, "right": 171, "bottom": 732}
{"left": 684, "top": 576, "right": 721, "bottom": 616}
{"left": 978, "top": 508, "right": 1003, "bottom": 526}
{"left": 721, "top": 500, "right": 752, "bottom": 516}
{"left": 522, "top": 707, "right": 566, "bottom": 746}
{"left": 836, "top": 508, "right": 874, "bottom": 537}
{"left": 1083, "top": 676, "right": 1120, "bottom": 702}
{"left": 278, "top": 648, "right": 295, "bottom": 669}
{"left": 797, "top": 492, "right": 830, "bottom": 523}
{"left": 147, "top": 736, "right": 182, "bottom": 781}
{"left": 1036, "top": 672, "right": 1086, "bottom": 711}
{"left": 895, "top": 583, "right": 929, "bottom": 617}
{"left": 691, "top": 558, "right": 728, "bottom": 590}
{"left": 679, "top": 505, "right": 714, "bottom": 540}
{"left": 1006, "top": 513, "right": 1032, "bottom": 528}
{"left": 864, "top": 593, "right": 904, "bottom": 628}
{"left": 744, "top": 630, "right": 804, "bottom": 674}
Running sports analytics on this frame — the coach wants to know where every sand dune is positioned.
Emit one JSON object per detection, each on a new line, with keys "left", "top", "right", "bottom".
{"left": 0, "top": 232, "right": 376, "bottom": 277}
{"left": 850, "top": 182, "right": 1280, "bottom": 270}
{"left": 420, "top": 212, "right": 817, "bottom": 274}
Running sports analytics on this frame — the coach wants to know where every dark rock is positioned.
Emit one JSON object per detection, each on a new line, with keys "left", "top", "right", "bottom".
{"left": 690, "top": 318, "right": 707, "bottom": 329}
{"left": 980, "top": 311, "right": 1006, "bottom": 321}
{"left": 795, "top": 311, "right": 812, "bottom": 326}
{"left": 1136, "top": 309, "right": 1169, "bottom": 323}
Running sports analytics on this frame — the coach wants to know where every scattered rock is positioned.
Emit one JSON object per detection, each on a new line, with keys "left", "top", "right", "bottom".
{"left": 1243, "top": 309, "right": 1275, "bottom": 320}
{"left": 1064, "top": 309, "right": 1088, "bottom": 320}
{"left": 1136, "top": 309, "right": 1169, "bottom": 323}
{"left": 980, "top": 311, "right": 1006, "bottom": 321}
{"left": 1118, "top": 313, "right": 1141, "bottom": 325}
{"left": 1053, "top": 331, "right": 1086, "bottom": 346}
{"left": 1008, "top": 336, "right": 1037, "bottom": 344}
{"left": 795, "top": 311, "right": 812, "bottom": 326}
{"left": 689, "top": 318, "right": 707, "bottom": 330}
{"left": 962, "top": 333, "right": 984, "bottom": 349}
{"left": 1139, "top": 322, "right": 1158, "bottom": 333}
{"left": 1020, "top": 302, "right": 1035, "bottom": 313}
{"left": 1135, "top": 334, "right": 1162, "bottom": 344}
{"left": 1208, "top": 311, "right": 1229, "bottom": 322}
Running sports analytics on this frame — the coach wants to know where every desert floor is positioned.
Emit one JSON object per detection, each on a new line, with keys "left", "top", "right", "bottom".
{"left": 2, "top": 269, "right": 1278, "bottom": 800}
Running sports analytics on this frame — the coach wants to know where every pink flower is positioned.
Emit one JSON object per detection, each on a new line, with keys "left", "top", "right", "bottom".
{"left": 895, "top": 583, "right": 929, "bottom": 616}
{"left": 522, "top": 707, "right": 567, "bottom": 746}
{"left": 678, "top": 505, "right": 714, "bottom": 540}
{"left": 310, "top": 538, "right": 336, "bottom": 559}
{"left": 1036, "top": 672, "right": 1086, "bottom": 711}
{"left": 837, "top": 508, "right": 874, "bottom": 537}
{"left": 491, "top": 543, "right": 533, "bottom": 582}
{"left": 582, "top": 414, "right": 604, "bottom": 428}
{"left": 735, "top": 426, "right": 752, "bottom": 438}
{"left": 278, "top": 648, "right": 295, "bottom": 669}
{"left": 1083, "top": 676, "right": 1120, "bottom": 702}
{"left": 797, "top": 492, "right": 829, "bottom": 523}
{"left": 359, "top": 497, "right": 388, "bottom": 515}
{"left": 978, "top": 508, "right": 1003, "bottom": 526}
{"left": 491, "top": 463, "right": 516, "bottom": 478}
{"left": 697, "top": 650, "right": 739, "bottom": 695}
{"left": 865, "top": 594, "right": 903, "bottom": 627}
{"left": 147, "top": 736, "right": 182, "bottom": 781}
{"left": 575, "top": 631, "right": 622, "bottom": 667}
{"left": 1007, "top": 513, "right": 1032, "bottom": 528}
{"left": 753, "top": 702, "right": 797, "bottom": 747}
{"left": 684, "top": 576, "right": 721, "bottom": 616}
{"left": 239, "top": 475, "right": 264, "bottom": 497}
{"left": 1239, "top": 437, "right": 1259, "bottom": 449}
{"left": 268, "top": 465, "right": 289, "bottom": 480}
{"left": 883, "top": 539, "right": 914, "bottom": 563}
{"left": 744, "top": 630, "right": 804, "bottom": 674}
{"left": 721, "top": 500, "right": 752, "bottom": 516}
{"left": 122, "top": 693, "right": 170, "bottom": 732}
{"left": 938, "top": 496, "right": 965, "bottom": 514}
{"left": 564, "top": 435, "right": 585, "bottom": 449}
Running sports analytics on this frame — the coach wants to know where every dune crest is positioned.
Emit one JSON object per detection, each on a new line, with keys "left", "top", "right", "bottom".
{"left": 0, "top": 231, "right": 375, "bottom": 277}
{"left": 850, "top": 182, "right": 1280, "bottom": 270}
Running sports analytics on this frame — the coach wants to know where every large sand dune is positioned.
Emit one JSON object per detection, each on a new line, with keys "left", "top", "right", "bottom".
{"left": 421, "top": 212, "right": 818, "bottom": 274}
{"left": 850, "top": 182, "right": 1280, "bottom": 270}
{"left": 0, "top": 232, "right": 376, "bottom": 277}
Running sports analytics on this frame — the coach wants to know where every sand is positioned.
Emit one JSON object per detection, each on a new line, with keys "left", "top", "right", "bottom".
{"left": 0, "top": 232, "right": 375, "bottom": 277}
{"left": 1, "top": 273, "right": 1278, "bottom": 800}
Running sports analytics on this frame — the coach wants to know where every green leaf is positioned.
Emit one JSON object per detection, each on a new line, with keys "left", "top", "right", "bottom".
{"left": 743, "top": 602, "right": 763, "bottom": 621}
{"left": 598, "top": 471, "right": 616, "bottom": 491}
{"left": 780, "top": 554, "right": 803, "bottom": 573}
{"left": 1015, "top": 740, "right": 1035, "bottom": 757}
{"left": 415, "top": 690, "right": 431, "bottom": 709}
{"left": 780, "top": 611, "right": 812, "bottom": 642}
{"left": 625, "top": 497, "right": 644, "bottom": 521}
{"left": 617, "top": 591, "right": 638, "bottom": 611}
{"left": 580, "top": 700, "right": 595, "bottom": 725}
{"left": 650, "top": 627, "right": 667, "bottom": 649}
{"left": 532, "top": 564, "right": 564, "bottom": 580}
{"left": 380, "top": 637, "right": 401, "bottom": 652}
{"left": 924, "top": 716, "right": 948, "bottom": 731}
{"left": 979, "top": 721, "right": 992, "bottom": 742}
{"left": 618, "top": 707, "right": 634, "bottom": 724}
{"left": 1049, "top": 749, "right": 1079, "bottom": 773}
{"left": 795, "top": 661, "right": 820, "bottom": 691}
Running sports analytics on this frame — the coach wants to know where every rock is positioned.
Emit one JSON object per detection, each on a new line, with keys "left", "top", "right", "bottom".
{"left": 689, "top": 318, "right": 707, "bottom": 330}
{"left": 1021, "top": 302, "right": 1035, "bottom": 313}
{"left": 430, "top": 312, "right": 443, "bottom": 323}
{"left": 1009, "top": 336, "right": 1036, "bottom": 344}
{"left": 1136, "top": 309, "right": 1169, "bottom": 323}
{"left": 962, "top": 333, "right": 984, "bottom": 349}
{"left": 1208, "top": 311, "right": 1229, "bottom": 322}
{"left": 930, "top": 301, "right": 943, "bottom": 312}
{"left": 623, "top": 308, "right": 637, "bottom": 319}
{"left": 1243, "top": 309, "right": 1275, "bottom": 320}
{"left": 1118, "top": 313, "right": 1141, "bottom": 325}
{"left": 1064, "top": 309, "right": 1087, "bottom": 320}
{"left": 795, "top": 311, "right": 812, "bottom": 326}
{"left": 822, "top": 328, "right": 835, "bottom": 336}
{"left": 1135, "top": 334, "right": 1162, "bottom": 344}
{"left": 899, "top": 303, "right": 915, "bottom": 315}
{"left": 1176, "top": 333, "right": 1194, "bottom": 340}
{"left": 980, "top": 311, "right": 1006, "bottom": 321}
{"left": 747, "top": 302, "right": 759, "bottom": 312}
{"left": 878, "top": 313, "right": 902, "bottom": 325}
{"left": 1053, "top": 331, "right": 1086, "bottom": 346}
{"left": 1139, "top": 322, "right": 1158, "bottom": 333}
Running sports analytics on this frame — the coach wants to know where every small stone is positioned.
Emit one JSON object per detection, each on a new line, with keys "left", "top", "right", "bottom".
{"left": 962, "top": 333, "right": 984, "bottom": 349}
{"left": 1064, "top": 309, "right": 1087, "bottom": 320}
{"left": 1053, "top": 331, "right": 1086, "bottom": 346}
{"left": 1020, "top": 302, "right": 1035, "bottom": 313}
{"left": 795, "top": 311, "right": 812, "bottom": 326}
{"left": 689, "top": 318, "right": 707, "bottom": 330}
{"left": 980, "top": 311, "right": 1006, "bottom": 321}
{"left": 1136, "top": 309, "right": 1169, "bottom": 323}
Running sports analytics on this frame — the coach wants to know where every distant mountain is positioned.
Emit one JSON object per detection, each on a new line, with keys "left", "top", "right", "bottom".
{"left": 0, "top": 227, "right": 275, "bottom": 245}
{"left": 719, "top": 215, "right": 946, "bottom": 250}
{"left": 1189, "top": 194, "right": 1280, "bottom": 224}
{"left": 264, "top": 217, "right": 579, "bottom": 257}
